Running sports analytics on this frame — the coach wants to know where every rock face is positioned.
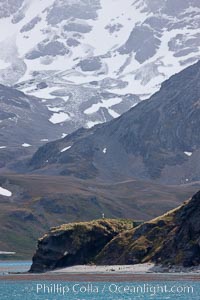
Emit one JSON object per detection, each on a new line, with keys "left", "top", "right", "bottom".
{"left": 96, "top": 191, "right": 200, "bottom": 267}
{"left": 29, "top": 219, "right": 133, "bottom": 273}
{"left": 29, "top": 61, "right": 200, "bottom": 184}
{"left": 0, "top": 84, "right": 86, "bottom": 170}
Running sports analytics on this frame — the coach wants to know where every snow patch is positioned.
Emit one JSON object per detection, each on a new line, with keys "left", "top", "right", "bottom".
{"left": 49, "top": 112, "right": 70, "bottom": 124}
{"left": 103, "top": 148, "right": 107, "bottom": 154}
{"left": 22, "top": 143, "right": 31, "bottom": 147}
{"left": 184, "top": 151, "right": 192, "bottom": 157}
{"left": 0, "top": 187, "right": 12, "bottom": 197}
{"left": 40, "top": 139, "right": 49, "bottom": 142}
{"left": 61, "top": 146, "right": 71, "bottom": 152}
{"left": 27, "top": 87, "right": 58, "bottom": 99}
{"left": 0, "top": 251, "right": 16, "bottom": 255}
{"left": 61, "top": 133, "right": 68, "bottom": 138}
{"left": 0, "top": 59, "right": 10, "bottom": 69}
{"left": 0, "top": 146, "right": 6, "bottom": 149}
{"left": 87, "top": 121, "right": 102, "bottom": 128}
{"left": 84, "top": 0, "right": 147, "bottom": 56}
{"left": 47, "top": 106, "right": 64, "bottom": 113}
{"left": 84, "top": 97, "right": 122, "bottom": 115}
{"left": 108, "top": 108, "right": 120, "bottom": 118}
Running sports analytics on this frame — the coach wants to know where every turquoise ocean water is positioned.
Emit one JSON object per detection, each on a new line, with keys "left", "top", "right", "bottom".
{"left": 0, "top": 261, "right": 31, "bottom": 275}
{"left": 0, "top": 262, "right": 199, "bottom": 300}
{"left": 0, "top": 280, "right": 199, "bottom": 300}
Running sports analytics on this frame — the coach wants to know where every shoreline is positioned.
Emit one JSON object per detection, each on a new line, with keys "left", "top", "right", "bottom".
{"left": 1, "top": 273, "right": 200, "bottom": 282}
{"left": 1, "top": 264, "right": 200, "bottom": 282}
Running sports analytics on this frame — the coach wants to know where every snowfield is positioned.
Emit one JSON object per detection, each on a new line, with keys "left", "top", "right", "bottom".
{"left": 0, "top": 187, "right": 12, "bottom": 197}
{"left": 60, "top": 146, "right": 72, "bottom": 152}
{"left": 0, "top": 0, "right": 200, "bottom": 130}
{"left": 49, "top": 112, "right": 70, "bottom": 124}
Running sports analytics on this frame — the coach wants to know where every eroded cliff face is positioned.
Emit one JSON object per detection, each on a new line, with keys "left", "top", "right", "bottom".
{"left": 29, "top": 219, "right": 134, "bottom": 273}
{"left": 30, "top": 191, "right": 200, "bottom": 272}
{"left": 96, "top": 191, "right": 200, "bottom": 267}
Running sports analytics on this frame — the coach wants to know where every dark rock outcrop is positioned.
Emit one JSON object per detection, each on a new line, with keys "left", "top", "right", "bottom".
{"left": 29, "top": 219, "right": 134, "bottom": 273}
{"left": 96, "top": 191, "right": 200, "bottom": 267}
{"left": 30, "top": 191, "right": 200, "bottom": 271}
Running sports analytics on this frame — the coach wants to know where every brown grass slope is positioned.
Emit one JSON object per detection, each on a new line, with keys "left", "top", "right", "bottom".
{"left": 0, "top": 174, "right": 199, "bottom": 258}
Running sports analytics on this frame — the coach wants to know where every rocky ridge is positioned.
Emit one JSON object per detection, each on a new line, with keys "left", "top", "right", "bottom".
{"left": 0, "top": 84, "right": 81, "bottom": 169}
{"left": 29, "top": 61, "right": 200, "bottom": 184}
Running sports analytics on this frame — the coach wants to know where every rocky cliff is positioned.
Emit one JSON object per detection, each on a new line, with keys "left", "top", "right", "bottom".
{"left": 30, "top": 191, "right": 200, "bottom": 271}
{"left": 29, "top": 219, "right": 134, "bottom": 272}
{"left": 96, "top": 191, "right": 200, "bottom": 267}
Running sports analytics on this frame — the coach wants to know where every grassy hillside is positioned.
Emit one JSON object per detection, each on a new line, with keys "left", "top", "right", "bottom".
{"left": 0, "top": 174, "right": 199, "bottom": 258}
{"left": 96, "top": 191, "right": 200, "bottom": 267}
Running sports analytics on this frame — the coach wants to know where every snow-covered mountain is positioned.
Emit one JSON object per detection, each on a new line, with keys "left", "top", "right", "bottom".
{"left": 29, "top": 61, "right": 200, "bottom": 185}
{"left": 0, "top": 0, "right": 200, "bottom": 129}
{"left": 0, "top": 84, "right": 74, "bottom": 169}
